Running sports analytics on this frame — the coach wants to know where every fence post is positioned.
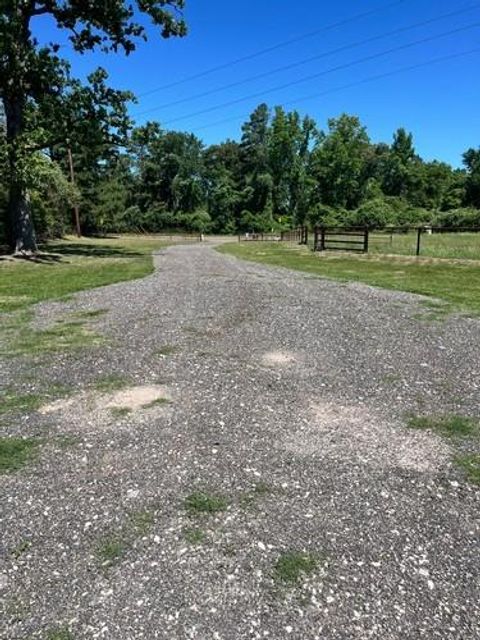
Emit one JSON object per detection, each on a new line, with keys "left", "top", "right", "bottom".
{"left": 320, "top": 227, "right": 326, "bottom": 251}
{"left": 364, "top": 227, "right": 369, "bottom": 253}
{"left": 416, "top": 227, "right": 422, "bottom": 256}
{"left": 313, "top": 227, "right": 319, "bottom": 251}
{"left": 304, "top": 227, "right": 308, "bottom": 246}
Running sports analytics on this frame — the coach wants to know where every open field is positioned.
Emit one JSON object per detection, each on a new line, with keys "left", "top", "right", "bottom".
{"left": 1, "top": 240, "right": 479, "bottom": 639}
{"left": 369, "top": 231, "right": 480, "bottom": 260}
{"left": 0, "top": 235, "right": 173, "bottom": 313}
{"left": 218, "top": 242, "right": 480, "bottom": 315}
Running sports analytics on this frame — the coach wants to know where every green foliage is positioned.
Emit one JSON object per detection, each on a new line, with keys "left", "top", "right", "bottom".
{"left": 184, "top": 491, "right": 229, "bottom": 514}
{"left": 273, "top": 551, "right": 318, "bottom": 584}
{"left": 407, "top": 415, "right": 478, "bottom": 438}
{"left": 454, "top": 454, "right": 480, "bottom": 485}
{"left": 0, "top": 437, "right": 39, "bottom": 473}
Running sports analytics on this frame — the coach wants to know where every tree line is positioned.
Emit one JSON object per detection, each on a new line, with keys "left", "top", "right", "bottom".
{"left": 1, "top": 2, "right": 479, "bottom": 253}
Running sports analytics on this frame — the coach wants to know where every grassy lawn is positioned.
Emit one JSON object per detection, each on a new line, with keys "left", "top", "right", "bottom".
{"left": 0, "top": 235, "right": 171, "bottom": 313}
{"left": 218, "top": 242, "right": 480, "bottom": 315}
{"left": 368, "top": 231, "right": 480, "bottom": 260}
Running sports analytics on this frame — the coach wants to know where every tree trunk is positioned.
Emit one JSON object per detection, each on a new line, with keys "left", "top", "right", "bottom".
{"left": 3, "top": 93, "right": 37, "bottom": 254}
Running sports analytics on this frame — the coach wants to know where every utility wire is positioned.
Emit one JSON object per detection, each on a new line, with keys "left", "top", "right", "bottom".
{"left": 135, "top": 3, "right": 480, "bottom": 114}
{"left": 188, "top": 47, "right": 480, "bottom": 133}
{"left": 137, "top": 0, "right": 409, "bottom": 97}
{"left": 154, "top": 21, "right": 480, "bottom": 126}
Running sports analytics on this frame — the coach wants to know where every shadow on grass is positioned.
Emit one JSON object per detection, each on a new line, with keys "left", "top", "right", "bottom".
{"left": 42, "top": 241, "right": 142, "bottom": 259}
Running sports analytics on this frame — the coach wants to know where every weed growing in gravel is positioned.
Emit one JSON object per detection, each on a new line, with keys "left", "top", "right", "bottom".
{"left": 11, "top": 540, "right": 31, "bottom": 559}
{"left": 407, "top": 414, "right": 478, "bottom": 438}
{"left": 273, "top": 551, "right": 318, "bottom": 585}
{"left": 155, "top": 345, "right": 177, "bottom": 356}
{"left": 0, "top": 391, "right": 44, "bottom": 415}
{"left": 96, "top": 535, "right": 128, "bottom": 567}
{"left": 184, "top": 491, "right": 229, "bottom": 515}
{"left": 129, "top": 510, "right": 155, "bottom": 535}
{"left": 110, "top": 407, "right": 132, "bottom": 418}
{"left": 142, "top": 397, "right": 170, "bottom": 409}
{"left": 96, "top": 509, "right": 156, "bottom": 568}
{"left": 0, "top": 437, "right": 39, "bottom": 473}
{"left": 73, "top": 309, "right": 108, "bottom": 319}
{"left": 0, "top": 311, "right": 101, "bottom": 358}
{"left": 93, "top": 374, "right": 129, "bottom": 392}
{"left": 52, "top": 435, "right": 81, "bottom": 449}
{"left": 240, "top": 481, "right": 272, "bottom": 508}
{"left": 183, "top": 527, "right": 206, "bottom": 544}
{"left": 454, "top": 454, "right": 480, "bottom": 485}
{"left": 45, "top": 626, "right": 74, "bottom": 640}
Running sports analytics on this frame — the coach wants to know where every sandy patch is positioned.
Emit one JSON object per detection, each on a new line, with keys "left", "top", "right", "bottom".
{"left": 283, "top": 401, "right": 451, "bottom": 473}
{"left": 105, "top": 385, "right": 171, "bottom": 410}
{"left": 39, "top": 396, "right": 77, "bottom": 415}
{"left": 261, "top": 350, "right": 298, "bottom": 367}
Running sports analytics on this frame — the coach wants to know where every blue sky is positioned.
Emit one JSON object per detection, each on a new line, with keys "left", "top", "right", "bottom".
{"left": 35, "top": 0, "right": 480, "bottom": 166}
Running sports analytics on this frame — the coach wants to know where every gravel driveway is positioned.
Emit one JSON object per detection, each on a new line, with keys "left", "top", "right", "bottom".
{"left": 1, "top": 242, "right": 479, "bottom": 640}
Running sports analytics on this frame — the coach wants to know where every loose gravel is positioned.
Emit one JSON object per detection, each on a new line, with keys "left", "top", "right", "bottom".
{"left": 1, "top": 242, "right": 479, "bottom": 640}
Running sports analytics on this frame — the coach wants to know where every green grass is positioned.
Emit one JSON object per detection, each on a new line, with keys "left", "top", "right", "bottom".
{"left": 45, "top": 628, "right": 74, "bottom": 640}
{"left": 129, "top": 509, "right": 155, "bottom": 535}
{"left": 0, "top": 390, "right": 44, "bottom": 415}
{"left": 0, "top": 235, "right": 170, "bottom": 313}
{"left": 96, "top": 509, "right": 155, "bottom": 568}
{"left": 155, "top": 345, "right": 177, "bottom": 356}
{"left": 142, "top": 397, "right": 170, "bottom": 409}
{"left": 454, "top": 454, "right": 480, "bottom": 485}
{"left": 184, "top": 491, "right": 229, "bottom": 515}
{"left": 96, "top": 535, "right": 128, "bottom": 567}
{"left": 273, "top": 551, "right": 318, "bottom": 584}
{"left": 369, "top": 231, "right": 480, "bottom": 260}
{"left": 218, "top": 243, "right": 480, "bottom": 315}
{"left": 92, "top": 373, "right": 129, "bottom": 392}
{"left": 407, "top": 414, "right": 478, "bottom": 438}
{"left": 0, "top": 437, "right": 39, "bottom": 473}
{"left": 11, "top": 540, "right": 32, "bottom": 559}
{"left": 110, "top": 407, "right": 132, "bottom": 418}
{"left": 183, "top": 527, "right": 206, "bottom": 545}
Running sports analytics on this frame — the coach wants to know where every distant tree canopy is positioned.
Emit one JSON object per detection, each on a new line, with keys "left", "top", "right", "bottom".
{"left": 1, "top": 94, "right": 479, "bottom": 247}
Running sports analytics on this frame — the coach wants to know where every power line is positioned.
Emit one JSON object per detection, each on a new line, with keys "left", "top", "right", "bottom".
{"left": 187, "top": 47, "right": 480, "bottom": 133}
{"left": 134, "top": 3, "right": 480, "bottom": 115}
{"left": 155, "top": 21, "right": 480, "bottom": 126}
{"left": 137, "top": 0, "right": 409, "bottom": 97}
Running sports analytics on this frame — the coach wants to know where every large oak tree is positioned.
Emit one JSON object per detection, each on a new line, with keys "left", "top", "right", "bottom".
{"left": 0, "top": 1, "right": 186, "bottom": 253}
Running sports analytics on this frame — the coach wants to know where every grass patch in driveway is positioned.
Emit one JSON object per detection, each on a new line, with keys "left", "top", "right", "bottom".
{"left": 454, "top": 454, "right": 480, "bottom": 485}
{"left": 0, "top": 309, "right": 102, "bottom": 358}
{"left": 93, "top": 373, "right": 129, "bottom": 392}
{"left": 45, "top": 628, "right": 74, "bottom": 640}
{"left": 184, "top": 491, "right": 229, "bottom": 515}
{"left": 0, "top": 390, "right": 44, "bottom": 415}
{"left": 183, "top": 527, "right": 206, "bottom": 545}
{"left": 155, "top": 345, "right": 177, "bottom": 356}
{"left": 110, "top": 406, "right": 132, "bottom": 419}
{"left": 142, "top": 397, "right": 170, "bottom": 409}
{"left": 217, "top": 242, "right": 480, "bottom": 315}
{"left": 0, "top": 437, "right": 40, "bottom": 473}
{"left": 273, "top": 551, "right": 318, "bottom": 584}
{"left": 96, "top": 535, "right": 128, "bottom": 568}
{"left": 407, "top": 414, "right": 478, "bottom": 438}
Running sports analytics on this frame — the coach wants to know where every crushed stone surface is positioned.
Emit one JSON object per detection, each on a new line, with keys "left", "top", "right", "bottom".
{"left": 1, "top": 242, "right": 479, "bottom": 640}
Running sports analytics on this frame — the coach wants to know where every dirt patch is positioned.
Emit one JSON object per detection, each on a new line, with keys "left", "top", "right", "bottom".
{"left": 261, "top": 350, "right": 298, "bottom": 367}
{"left": 283, "top": 401, "right": 451, "bottom": 473}
{"left": 105, "top": 385, "right": 171, "bottom": 410}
